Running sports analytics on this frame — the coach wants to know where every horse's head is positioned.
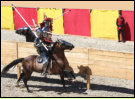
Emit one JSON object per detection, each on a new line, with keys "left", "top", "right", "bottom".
{"left": 57, "top": 39, "right": 74, "bottom": 50}
{"left": 16, "top": 27, "right": 32, "bottom": 36}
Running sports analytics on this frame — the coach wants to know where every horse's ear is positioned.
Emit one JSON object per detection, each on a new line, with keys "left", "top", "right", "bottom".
{"left": 80, "top": 65, "right": 84, "bottom": 67}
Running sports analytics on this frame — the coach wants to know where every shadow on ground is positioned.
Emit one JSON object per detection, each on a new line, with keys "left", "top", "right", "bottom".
{"left": 1, "top": 73, "right": 134, "bottom": 95}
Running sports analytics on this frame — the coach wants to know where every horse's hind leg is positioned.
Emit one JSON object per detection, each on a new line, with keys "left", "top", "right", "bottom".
{"left": 23, "top": 79, "right": 30, "bottom": 92}
{"left": 23, "top": 72, "right": 32, "bottom": 93}
{"left": 16, "top": 71, "right": 25, "bottom": 87}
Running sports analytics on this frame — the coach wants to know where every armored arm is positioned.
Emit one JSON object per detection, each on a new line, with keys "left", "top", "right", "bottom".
{"left": 34, "top": 38, "right": 43, "bottom": 54}
{"left": 34, "top": 38, "right": 42, "bottom": 48}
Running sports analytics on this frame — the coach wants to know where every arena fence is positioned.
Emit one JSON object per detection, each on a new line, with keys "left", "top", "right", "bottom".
{"left": 1, "top": 40, "right": 134, "bottom": 90}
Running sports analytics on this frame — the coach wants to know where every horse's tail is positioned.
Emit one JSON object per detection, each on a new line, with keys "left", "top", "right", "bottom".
{"left": 2, "top": 58, "right": 24, "bottom": 74}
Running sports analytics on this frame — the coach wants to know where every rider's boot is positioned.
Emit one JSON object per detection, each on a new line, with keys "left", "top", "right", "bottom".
{"left": 42, "top": 61, "right": 49, "bottom": 76}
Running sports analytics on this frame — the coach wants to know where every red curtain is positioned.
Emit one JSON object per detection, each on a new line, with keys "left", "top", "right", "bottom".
{"left": 13, "top": 7, "right": 38, "bottom": 30}
{"left": 122, "top": 11, "right": 134, "bottom": 41}
{"left": 63, "top": 9, "right": 91, "bottom": 37}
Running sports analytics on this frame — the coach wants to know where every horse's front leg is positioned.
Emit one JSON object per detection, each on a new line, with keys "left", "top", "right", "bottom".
{"left": 60, "top": 70, "right": 65, "bottom": 89}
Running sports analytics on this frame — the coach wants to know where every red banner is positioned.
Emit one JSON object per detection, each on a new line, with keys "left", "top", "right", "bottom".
{"left": 13, "top": 7, "right": 38, "bottom": 30}
{"left": 122, "top": 11, "right": 134, "bottom": 41}
{"left": 63, "top": 9, "right": 91, "bottom": 37}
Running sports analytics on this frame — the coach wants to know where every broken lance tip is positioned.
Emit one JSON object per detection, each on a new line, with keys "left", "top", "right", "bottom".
{"left": 11, "top": 4, "right": 15, "bottom": 10}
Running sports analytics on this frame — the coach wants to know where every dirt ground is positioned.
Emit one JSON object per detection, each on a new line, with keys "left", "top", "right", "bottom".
{"left": 1, "top": 65, "right": 134, "bottom": 97}
{"left": 1, "top": 29, "right": 134, "bottom": 97}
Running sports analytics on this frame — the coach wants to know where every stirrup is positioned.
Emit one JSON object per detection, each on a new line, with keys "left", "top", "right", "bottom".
{"left": 37, "top": 56, "right": 43, "bottom": 63}
{"left": 41, "top": 72, "right": 47, "bottom": 77}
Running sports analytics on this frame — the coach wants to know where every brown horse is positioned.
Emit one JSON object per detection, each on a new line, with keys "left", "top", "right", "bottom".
{"left": 2, "top": 40, "right": 75, "bottom": 92}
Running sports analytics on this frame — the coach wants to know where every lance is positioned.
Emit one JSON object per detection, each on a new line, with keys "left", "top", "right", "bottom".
{"left": 53, "top": 10, "right": 71, "bottom": 20}
{"left": 12, "top": 4, "right": 48, "bottom": 51}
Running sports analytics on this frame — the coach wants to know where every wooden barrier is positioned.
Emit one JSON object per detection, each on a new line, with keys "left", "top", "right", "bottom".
{"left": 65, "top": 48, "right": 89, "bottom": 73}
{"left": 1, "top": 41, "right": 134, "bottom": 90}
{"left": 1, "top": 41, "right": 17, "bottom": 65}
{"left": 65, "top": 47, "right": 134, "bottom": 89}
{"left": 88, "top": 49, "right": 134, "bottom": 80}
{"left": 18, "top": 42, "right": 37, "bottom": 58}
{"left": 65, "top": 48, "right": 134, "bottom": 80}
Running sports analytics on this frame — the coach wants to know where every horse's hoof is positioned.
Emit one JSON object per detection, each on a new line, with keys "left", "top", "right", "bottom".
{"left": 28, "top": 90, "right": 33, "bottom": 93}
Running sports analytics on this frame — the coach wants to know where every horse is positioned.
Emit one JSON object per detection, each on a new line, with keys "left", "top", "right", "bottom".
{"left": 16, "top": 27, "right": 35, "bottom": 42}
{"left": 2, "top": 39, "right": 75, "bottom": 92}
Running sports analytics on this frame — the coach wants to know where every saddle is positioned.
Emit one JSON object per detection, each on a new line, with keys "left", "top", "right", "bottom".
{"left": 36, "top": 56, "right": 53, "bottom": 73}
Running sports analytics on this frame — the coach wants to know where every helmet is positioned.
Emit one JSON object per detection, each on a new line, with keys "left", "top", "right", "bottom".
{"left": 44, "top": 18, "right": 48, "bottom": 21}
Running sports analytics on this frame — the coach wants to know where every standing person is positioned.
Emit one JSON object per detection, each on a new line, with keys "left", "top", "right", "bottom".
{"left": 116, "top": 14, "right": 125, "bottom": 42}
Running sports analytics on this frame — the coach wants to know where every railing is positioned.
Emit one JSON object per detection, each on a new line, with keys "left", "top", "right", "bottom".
{"left": 1, "top": 40, "right": 134, "bottom": 90}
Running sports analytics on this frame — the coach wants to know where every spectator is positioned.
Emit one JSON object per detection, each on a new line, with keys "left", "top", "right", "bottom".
{"left": 116, "top": 14, "right": 125, "bottom": 42}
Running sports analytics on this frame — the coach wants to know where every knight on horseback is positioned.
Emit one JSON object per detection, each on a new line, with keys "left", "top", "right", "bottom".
{"left": 34, "top": 16, "right": 53, "bottom": 76}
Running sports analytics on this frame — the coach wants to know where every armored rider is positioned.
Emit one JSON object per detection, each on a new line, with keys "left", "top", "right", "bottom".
{"left": 34, "top": 16, "right": 53, "bottom": 76}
